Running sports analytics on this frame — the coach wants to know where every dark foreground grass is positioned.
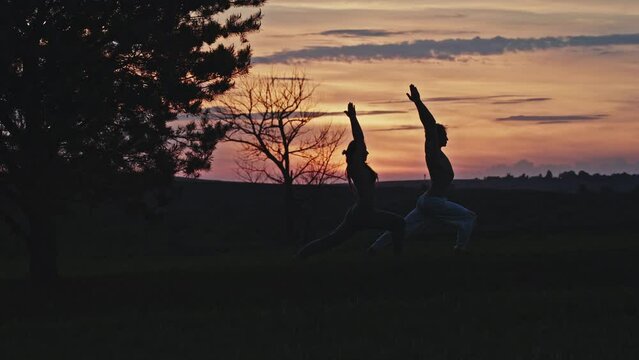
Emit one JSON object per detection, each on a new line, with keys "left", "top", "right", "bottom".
{"left": 1, "top": 232, "right": 639, "bottom": 359}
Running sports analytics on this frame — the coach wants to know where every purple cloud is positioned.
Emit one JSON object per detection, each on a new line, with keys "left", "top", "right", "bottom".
{"left": 369, "top": 125, "right": 423, "bottom": 132}
{"left": 496, "top": 114, "right": 607, "bottom": 123}
{"left": 314, "top": 29, "right": 478, "bottom": 38}
{"left": 492, "top": 97, "right": 552, "bottom": 104}
{"left": 369, "top": 95, "right": 548, "bottom": 105}
{"left": 255, "top": 33, "right": 639, "bottom": 63}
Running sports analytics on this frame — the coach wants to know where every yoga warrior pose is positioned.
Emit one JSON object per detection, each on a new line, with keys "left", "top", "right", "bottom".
{"left": 369, "top": 84, "right": 477, "bottom": 253}
{"left": 297, "top": 103, "right": 405, "bottom": 258}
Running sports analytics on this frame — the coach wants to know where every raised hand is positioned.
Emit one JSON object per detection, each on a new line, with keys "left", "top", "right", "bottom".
{"left": 406, "top": 84, "right": 421, "bottom": 103}
{"left": 344, "top": 102, "right": 357, "bottom": 118}
{"left": 407, "top": 83, "right": 436, "bottom": 131}
{"left": 344, "top": 102, "right": 364, "bottom": 142}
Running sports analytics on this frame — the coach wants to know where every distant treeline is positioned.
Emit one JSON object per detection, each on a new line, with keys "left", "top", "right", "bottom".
{"left": 474, "top": 171, "right": 639, "bottom": 193}
{"left": 381, "top": 171, "right": 639, "bottom": 193}
{"left": 485, "top": 170, "right": 639, "bottom": 181}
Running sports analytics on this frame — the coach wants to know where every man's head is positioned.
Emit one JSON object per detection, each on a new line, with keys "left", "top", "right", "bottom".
{"left": 437, "top": 124, "right": 448, "bottom": 147}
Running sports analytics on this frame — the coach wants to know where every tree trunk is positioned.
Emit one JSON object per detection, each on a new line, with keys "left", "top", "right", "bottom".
{"left": 24, "top": 195, "right": 59, "bottom": 283}
{"left": 18, "top": 51, "right": 59, "bottom": 283}
{"left": 300, "top": 186, "right": 322, "bottom": 244}
{"left": 283, "top": 180, "right": 297, "bottom": 243}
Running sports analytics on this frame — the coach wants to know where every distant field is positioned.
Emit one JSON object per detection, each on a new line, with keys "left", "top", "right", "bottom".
{"left": 1, "top": 180, "right": 638, "bottom": 358}
{"left": 2, "top": 231, "right": 638, "bottom": 359}
{"left": 3, "top": 180, "right": 638, "bottom": 257}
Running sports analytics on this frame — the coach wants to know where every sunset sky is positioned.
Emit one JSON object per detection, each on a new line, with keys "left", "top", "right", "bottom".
{"left": 205, "top": 0, "right": 639, "bottom": 181}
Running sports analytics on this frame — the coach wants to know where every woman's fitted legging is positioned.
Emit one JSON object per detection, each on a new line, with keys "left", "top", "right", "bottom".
{"left": 297, "top": 204, "right": 405, "bottom": 258}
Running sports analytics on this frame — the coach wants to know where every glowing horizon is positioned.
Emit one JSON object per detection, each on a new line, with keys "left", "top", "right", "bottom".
{"left": 202, "top": 0, "right": 639, "bottom": 181}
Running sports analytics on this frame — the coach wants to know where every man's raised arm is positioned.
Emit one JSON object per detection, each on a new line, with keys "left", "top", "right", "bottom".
{"left": 407, "top": 84, "right": 439, "bottom": 148}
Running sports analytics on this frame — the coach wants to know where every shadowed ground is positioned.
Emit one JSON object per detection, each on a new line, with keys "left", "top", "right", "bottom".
{"left": 1, "top": 231, "right": 638, "bottom": 359}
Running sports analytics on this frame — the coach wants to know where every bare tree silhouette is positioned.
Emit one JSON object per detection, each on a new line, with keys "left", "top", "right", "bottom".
{"left": 213, "top": 70, "right": 345, "bottom": 241}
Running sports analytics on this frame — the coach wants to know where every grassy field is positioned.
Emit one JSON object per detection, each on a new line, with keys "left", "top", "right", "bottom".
{"left": 2, "top": 230, "right": 638, "bottom": 359}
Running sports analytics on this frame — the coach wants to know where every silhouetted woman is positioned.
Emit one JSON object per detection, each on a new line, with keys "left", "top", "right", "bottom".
{"left": 369, "top": 84, "right": 477, "bottom": 254}
{"left": 296, "top": 103, "right": 404, "bottom": 258}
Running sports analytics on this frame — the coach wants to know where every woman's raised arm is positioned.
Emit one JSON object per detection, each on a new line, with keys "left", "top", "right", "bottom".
{"left": 344, "top": 102, "right": 365, "bottom": 144}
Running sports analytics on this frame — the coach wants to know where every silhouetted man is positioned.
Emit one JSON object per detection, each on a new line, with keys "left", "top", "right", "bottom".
{"left": 369, "top": 84, "right": 476, "bottom": 253}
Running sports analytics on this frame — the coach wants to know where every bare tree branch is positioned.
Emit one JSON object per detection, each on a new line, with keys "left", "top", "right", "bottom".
{"left": 211, "top": 70, "right": 345, "bottom": 187}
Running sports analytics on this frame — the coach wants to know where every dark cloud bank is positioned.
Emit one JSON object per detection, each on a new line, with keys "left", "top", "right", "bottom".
{"left": 313, "top": 110, "right": 408, "bottom": 118}
{"left": 369, "top": 125, "right": 423, "bottom": 132}
{"left": 255, "top": 33, "right": 639, "bottom": 63}
{"left": 492, "top": 97, "right": 552, "bottom": 105}
{"left": 497, "top": 114, "right": 607, "bottom": 124}
{"left": 318, "top": 29, "right": 407, "bottom": 37}
{"left": 369, "top": 95, "right": 553, "bottom": 107}
{"left": 314, "top": 29, "right": 478, "bottom": 37}
{"left": 272, "top": 28, "right": 477, "bottom": 39}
